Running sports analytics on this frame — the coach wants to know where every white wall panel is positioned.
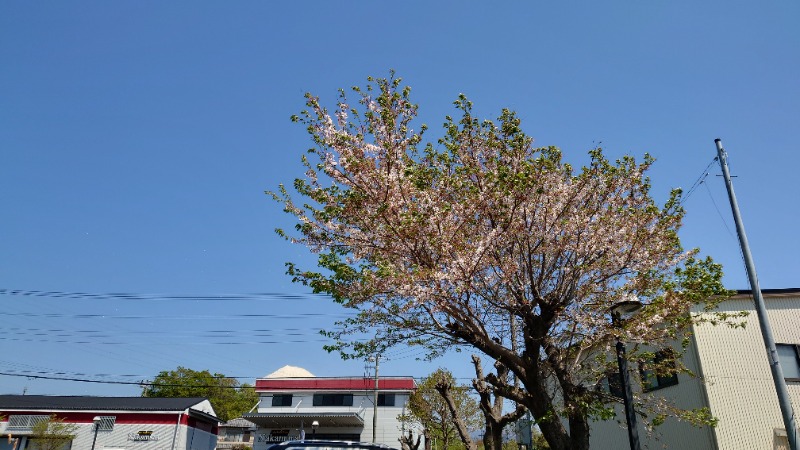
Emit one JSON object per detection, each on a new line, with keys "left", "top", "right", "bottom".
{"left": 589, "top": 333, "right": 716, "bottom": 450}
{"left": 692, "top": 294, "right": 800, "bottom": 449}
{"left": 254, "top": 391, "right": 411, "bottom": 448}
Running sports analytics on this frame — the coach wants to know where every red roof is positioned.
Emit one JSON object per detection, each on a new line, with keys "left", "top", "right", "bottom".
{"left": 255, "top": 377, "right": 415, "bottom": 392}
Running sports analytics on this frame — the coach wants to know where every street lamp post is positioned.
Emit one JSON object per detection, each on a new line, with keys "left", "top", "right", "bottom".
{"left": 609, "top": 299, "right": 643, "bottom": 450}
{"left": 311, "top": 421, "right": 319, "bottom": 440}
{"left": 90, "top": 417, "right": 102, "bottom": 450}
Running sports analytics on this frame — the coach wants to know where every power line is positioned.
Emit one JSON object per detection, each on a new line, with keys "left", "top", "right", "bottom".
{"left": 681, "top": 156, "right": 718, "bottom": 205}
{"left": 0, "top": 371, "right": 258, "bottom": 389}
{"left": 0, "top": 311, "right": 350, "bottom": 319}
{"left": 0, "top": 369, "right": 482, "bottom": 390}
{"left": 0, "top": 289, "right": 331, "bottom": 302}
{"left": 703, "top": 180, "right": 737, "bottom": 241}
{"left": 0, "top": 335, "right": 332, "bottom": 345}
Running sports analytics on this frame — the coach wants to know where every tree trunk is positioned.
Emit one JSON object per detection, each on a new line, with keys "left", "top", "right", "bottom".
{"left": 566, "top": 413, "right": 590, "bottom": 450}
{"left": 400, "top": 430, "right": 422, "bottom": 450}
{"left": 435, "top": 379, "right": 478, "bottom": 450}
{"left": 525, "top": 388, "right": 590, "bottom": 450}
{"left": 516, "top": 371, "right": 572, "bottom": 450}
{"left": 482, "top": 421, "right": 504, "bottom": 450}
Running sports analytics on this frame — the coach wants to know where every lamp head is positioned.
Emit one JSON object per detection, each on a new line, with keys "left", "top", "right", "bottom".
{"left": 608, "top": 297, "right": 643, "bottom": 321}
{"left": 93, "top": 416, "right": 102, "bottom": 425}
{"left": 311, "top": 421, "right": 319, "bottom": 428}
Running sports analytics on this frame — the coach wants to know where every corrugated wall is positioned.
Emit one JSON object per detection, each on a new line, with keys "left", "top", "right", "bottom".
{"left": 692, "top": 294, "right": 800, "bottom": 449}
{"left": 93, "top": 422, "right": 180, "bottom": 449}
{"left": 0, "top": 417, "right": 216, "bottom": 450}
{"left": 92, "top": 421, "right": 216, "bottom": 450}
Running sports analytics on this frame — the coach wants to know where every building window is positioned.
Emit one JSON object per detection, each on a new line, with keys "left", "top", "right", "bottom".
{"left": 776, "top": 344, "right": 800, "bottom": 381}
{"left": 272, "top": 394, "right": 293, "bottom": 407}
{"left": 7, "top": 415, "right": 49, "bottom": 430}
{"left": 377, "top": 393, "right": 395, "bottom": 407}
{"left": 222, "top": 429, "right": 244, "bottom": 442}
{"left": 640, "top": 349, "right": 679, "bottom": 392}
{"left": 313, "top": 394, "right": 354, "bottom": 406}
{"left": 601, "top": 371, "right": 625, "bottom": 399}
{"left": 95, "top": 416, "right": 116, "bottom": 431}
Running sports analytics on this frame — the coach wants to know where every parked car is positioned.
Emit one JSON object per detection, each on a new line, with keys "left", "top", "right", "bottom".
{"left": 266, "top": 441, "right": 399, "bottom": 450}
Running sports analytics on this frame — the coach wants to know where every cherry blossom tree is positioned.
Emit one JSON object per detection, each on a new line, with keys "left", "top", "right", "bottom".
{"left": 272, "top": 74, "right": 733, "bottom": 450}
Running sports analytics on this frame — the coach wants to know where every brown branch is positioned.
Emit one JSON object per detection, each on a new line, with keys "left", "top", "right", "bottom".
{"left": 434, "top": 377, "right": 477, "bottom": 450}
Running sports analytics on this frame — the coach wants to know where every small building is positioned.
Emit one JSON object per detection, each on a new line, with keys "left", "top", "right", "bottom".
{"left": 0, "top": 395, "right": 220, "bottom": 450}
{"left": 589, "top": 288, "right": 800, "bottom": 450}
{"left": 243, "top": 366, "right": 415, "bottom": 449}
{"left": 217, "top": 418, "right": 256, "bottom": 450}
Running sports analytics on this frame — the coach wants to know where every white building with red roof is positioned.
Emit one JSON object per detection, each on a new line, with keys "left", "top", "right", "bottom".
{"left": 243, "top": 366, "right": 415, "bottom": 449}
{"left": 0, "top": 395, "right": 219, "bottom": 450}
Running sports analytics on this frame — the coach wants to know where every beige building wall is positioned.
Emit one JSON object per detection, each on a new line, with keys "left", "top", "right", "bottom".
{"left": 692, "top": 292, "right": 800, "bottom": 450}
{"left": 589, "top": 291, "right": 800, "bottom": 449}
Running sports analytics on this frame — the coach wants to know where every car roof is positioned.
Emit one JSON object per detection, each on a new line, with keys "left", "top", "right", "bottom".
{"left": 265, "top": 440, "right": 399, "bottom": 450}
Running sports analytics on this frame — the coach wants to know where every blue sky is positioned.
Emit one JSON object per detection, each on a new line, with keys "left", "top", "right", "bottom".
{"left": 1, "top": 1, "right": 798, "bottom": 397}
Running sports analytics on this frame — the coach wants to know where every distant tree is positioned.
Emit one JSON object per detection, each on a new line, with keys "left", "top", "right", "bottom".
{"left": 399, "top": 430, "right": 424, "bottom": 450}
{"left": 471, "top": 356, "right": 526, "bottom": 450}
{"left": 142, "top": 366, "right": 257, "bottom": 421}
{"left": 531, "top": 429, "right": 550, "bottom": 450}
{"left": 400, "top": 369, "right": 481, "bottom": 450}
{"left": 28, "top": 415, "right": 78, "bottom": 450}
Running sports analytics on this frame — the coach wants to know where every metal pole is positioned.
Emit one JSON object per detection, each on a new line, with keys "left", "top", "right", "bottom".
{"left": 170, "top": 412, "right": 182, "bottom": 450}
{"left": 715, "top": 138, "right": 799, "bottom": 450}
{"left": 90, "top": 420, "right": 100, "bottom": 450}
{"left": 373, "top": 354, "right": 380, "bottom": 443}
{"left": 616, "top": 339, "right": 641, "bottom": 450}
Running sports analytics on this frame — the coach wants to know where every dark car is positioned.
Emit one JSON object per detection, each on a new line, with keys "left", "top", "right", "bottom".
{"left": 265, "top": 440, "right": 400, "bottom": 450}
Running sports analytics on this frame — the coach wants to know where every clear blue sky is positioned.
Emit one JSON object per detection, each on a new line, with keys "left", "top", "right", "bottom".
{"left": 2, "top": 1, "right": 798, "bottom": 397}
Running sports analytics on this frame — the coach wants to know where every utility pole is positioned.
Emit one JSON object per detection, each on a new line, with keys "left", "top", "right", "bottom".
{"left": 372, "top": 354, "right": 380, "bottom": 443}
{"left": 715, "top": 138, "right": 799, "bottom": 450}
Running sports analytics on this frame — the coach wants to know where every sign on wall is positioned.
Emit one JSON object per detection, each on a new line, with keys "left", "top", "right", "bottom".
{"left": 128, "top": 431, "right": 159, "bottom": 442}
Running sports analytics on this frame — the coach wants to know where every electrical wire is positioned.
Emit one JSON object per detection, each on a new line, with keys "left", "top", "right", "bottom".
{"left": 0, "top": 371, "right": 260, "bottom": 389}
{"left": 0, "top": 311, "right": 351, "bottom": 319}
{"left": 0, "top": 287, "right": 473, "bottom": 392}
{"left": 681, "top": 156, "right": 718, "bottom": 205}
{"left": 0, "top": 288, "right": 373, "bottom": 386}
{"left": 703, "top": 180, "right": 737, "bottom": 241}
{"left": 0, "top": 289, "right": 329, "bottom": 302}
{"left": 0, "top": 370, "right": 484, "bottom": 392}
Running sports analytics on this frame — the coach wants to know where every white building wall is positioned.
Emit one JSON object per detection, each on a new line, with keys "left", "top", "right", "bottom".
{"left": 692, "top": 294, "right": 800, "bottom": 450}
{"left": 0, "top": 416, "right": 216, "bottom": 450}
{"left": 588, "top": 334, "right": 717, "bottom": 450}
{"left": 357, "top": 395, "right": 409, "bottom": 446}
{"left": 93, "top": 422, "right": 163, "bottom": 450}
{"left": 255, "top": 391, "right": 409, "bottom": 448}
